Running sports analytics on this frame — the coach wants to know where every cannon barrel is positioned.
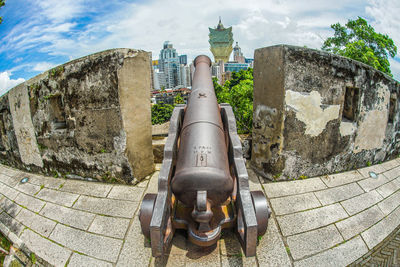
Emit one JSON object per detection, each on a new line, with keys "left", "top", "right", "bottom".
{"left": 171, "top": 55, "right": 233, "bottom": 207}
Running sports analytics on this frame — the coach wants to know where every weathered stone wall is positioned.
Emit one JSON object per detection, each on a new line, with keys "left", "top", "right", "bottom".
{"left": 252, "top": 45, "right": 400, "bottom": 181}
{"left": 0, "top": 49, "right": 154, "bottom": 184}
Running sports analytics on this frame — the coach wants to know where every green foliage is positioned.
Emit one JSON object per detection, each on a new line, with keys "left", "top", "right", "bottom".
{"left": 322, "top": 17, "right": 397, "bottom": 76}
{"left": 0, "top": 1, "right": 5, "bottom": 24}
{"left": 30, "top": 253, "right": 36, "bottom": 264}
{"left": 151, "top": 102, "right": 175, "bottom": 125}
{"left": 174, "top": 93, "right": 185, "bottom": 105}
{"left": 213, "top": 68, "right": 254, "bottom": 133}
{"left": 49, "top": 66, "right": 64, "bottom": 78}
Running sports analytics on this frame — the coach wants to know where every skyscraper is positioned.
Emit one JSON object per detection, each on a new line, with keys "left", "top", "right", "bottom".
{"left": 159, "top": 41, "right": 181, "bottom": 89}
{"left": 209, "top": 18, "right": 234, "bottom": 63}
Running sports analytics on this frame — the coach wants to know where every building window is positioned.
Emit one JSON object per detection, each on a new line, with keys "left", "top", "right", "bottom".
{"left": 342, "top": 87, "right": 359, "bottom": 121}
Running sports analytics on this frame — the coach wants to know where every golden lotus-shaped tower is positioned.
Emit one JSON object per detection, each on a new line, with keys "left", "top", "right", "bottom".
{"left": 209, "top": 18, "right": 233, "bottom": 63}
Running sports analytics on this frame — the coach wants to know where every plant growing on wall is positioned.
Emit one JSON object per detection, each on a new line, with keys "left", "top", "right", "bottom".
{"left": 322, "top": 17, "right": 397, "bottom": 76}
{"left": 0, "top": 0, "right": 5, "bottom": 24}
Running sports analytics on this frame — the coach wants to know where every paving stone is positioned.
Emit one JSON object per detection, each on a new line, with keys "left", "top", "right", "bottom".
{"left": 314, "top": 182, "right": 364, "bottom": 205}
{"left": 380, "top": 160, "right": 400, "bottom": 171}
{"left": 382, "top": 166, "right": 400, "bottom": 181}
{"left": 394, "top": 177, "right": 400, "bottom": 187}
{"left": 136, "top": 177, "right": 150, "bottom": 188}
{"left": 221, "top": 255, "right": 257, "bottom": 267}
{"left": 263, "top": 178, "right": 327, "bottom": 198}
{"left": 88, "top": 215, "right": 130, "bottom": 239}
{"left": 14, "top": 193, "right": 45, "bottom": 212}
{"left": 15, "top": 208, "right": 56, "bottom": 237}
{"left": 36, "top": 188, "right": 79, "bottom": 207}
{"left": 378, "top": 190, "right": 400, "bottom": 215}
{"left": 61, "top": 180, "right": 113, "bottom": 197}
{"left": 0, "top": 174, "right": 19, "bottom": 187}
{"left": 336, "top": 205, "right": 385, "bottom": 240}
{"left": 14, "top": 182, "right": 41, "bottom": 195}
{"left": 50, "top": 223, "right": 123, "bottom": 262}
{"left": 294, "top": 236, "right": 368, "bottom": 267}
{"left": 68, "top": 253, "right": 113, "bottom": 267}
{"left": 256, "top": 218, "right": 291, "bottom": 267}
{"left": 0, "top": 211, "right": 25, "bottom": 236}
{"left": 358, "top": 164, "right": 388, "bottom": 178}
{"left": 0, "top": 197, "right": 21, "bottom": 217}
{"left": 0, "top": 166, "right": 20, "bottom": 177}
{"left": 116, "top": 215, "right": 152, "bottom": 267}
{"left": 107, "top": 185, "right": 146, "bottom": 202}
{"left": 376, "top": 179, "right": 400, "bottom": 198}
{"left": 270, "top": 192, "right": 321, "bottom": 215}
{"left": 146, "top": 171, "right": 160, "bottom": 194}
{"left": 321, "top": 171, "right": 365, "bottom": 187}
{"left": 150, "top": 254, "right": 186, "bottom": 267}
{"left": 169, "top": 231, "right": 188, "bottom": 255}
{"left": 73, "top": 195, "right": 138, "bottom": 218}
{"left": 185, "top": 241, "right": 221, "bottom": 267}
{"left": 40, "top": 202, "right": 95, "bottom": 230}
{"left": 277, "top": 203, "right": 348, "bottom": 236}
{"left": 20, "top": 228, "right": 71, "bottom": 266}
{"left": 358, "top": 175, "right": 390, "bottom": 192}
{"left": 219, "top": 230, "right": 242, "bottom": 256}
{"left": 247, "top": 168, "right": 264, "bottom": 191}
{"left": 361, "top": 206, "right": 400, "bottom": 249}
{"left": 0, "top": 183, "right": 19, "bottom": 200}
{"left": 287, "top": 224, "right": 343, "bottom": 260}
{"left": 27, "top": 174, "right": 66, "bottom": 190}
{"left": 341, "top": 190, "right": 383, "bottom": 215}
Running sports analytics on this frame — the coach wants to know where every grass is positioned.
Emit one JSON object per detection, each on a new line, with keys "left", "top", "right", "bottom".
{"left": 30, "top": 253, "right": 36, "bottom": 264}
{"left": 0, "top": 232, "right": 11, "bottom": 266}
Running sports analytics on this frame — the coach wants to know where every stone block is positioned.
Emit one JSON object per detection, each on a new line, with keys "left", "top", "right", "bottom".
{"left": 382, "top": 166, "right": 400, "bottom": 181}
{"left": 270, "top": 192, "right": 321, "bottom": 215}
{"left": 219, "top": 230, "right": 242, "bottom": 256}
{"left": 256, "top": 219, "right": 291, "bottom": 267}
{"left": 376, "top": 179, "right": 400, "bottom": 198}
{"left": 60, "top": 180, "right": 112, "bottom": 197}
{"left": 358, "top": 175, "right": 390, "bottom": 192}
{"left": 116, "top": 216, "right": 152, "bottom": 267}
{"left": 336, "top": 205, "right": 385, "bottom": 240}
{"left": 0, "top": 174, "right": 19, "bottom": 187}
{"left": 340, "top": 190, "right": 383, "bottom": 215}
{"left": 321, "top": 171, "right": 364, "bottom": 187}
{"left": 14, "top": 182, "right": 41, "bottom": 195}
{"left": 20, "top": 229, "right": 71, "bottom": 266}
{"left": 294, "top": 236, "right": 368, "bottom": 267}
{"left": 68, "top": 253, "right": 113, "bottom": 267}
{"left": 221, "top": 255, "right": 257, "bottom": 267}
{"left": 314, "top": 182, "right": 364, "bottom": 205}
{"left": 287, "top": 225, "right": 343, "bottom": 260}
{"left": 380, "top": 159, "right": 400, "bottom": 171}
{"left": 358, "top": 164, "right": 387, "bottom": 178}
{"left": 361, "top": 206, "right": 400, "bottom": 249}
{"left": 40, "top": 202, "right": 95, "bottom": 230}
{"left": 16, "top": 208, "right": 56, "bottom": 237}
{"left": 50, "top": 223, "right": 123, "bottom": 262}
{"left": 0, "top": 212, "right": 25, "bottom": 236}
{"left": 150, "top": 254, "right": 186, "bottom": 267}
{"left": 25, "top": 174, "right": 66, "bottom": 190}
{"left": 277, "top": 203, "right": 348, "bottom": 236}
{"left": 378, "top": 190, "right": 400, "bottom": 215}
{"left": 107, "top": 185, "right": 146, "bottom": 202}
{"left": 146, "top": 171, "right": 159, "bottom": 194}
{"left": 185, "top": 241, "right": 220, "bottom": 267}
{"left": 0, "top": 197, "right": 21, "bottom": 217}
{"left": 36, "top": 188, "right": 79, "bottom": 207}
{"left": 263, "top": 178, "right": 327, "bottom": 198}
{"left": 88, "top": 215, "right": 130, "bottom": 239}
{"left": 0, "top": 183, "right": 19, "bottom": 200}
{"left": 73, "top": 195, "right": 138, "bottom": 218}
{"left": 14, "top": 192, "right": 45, "bottom": 212}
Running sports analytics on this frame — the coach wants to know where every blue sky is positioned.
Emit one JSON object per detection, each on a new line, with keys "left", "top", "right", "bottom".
{"left": 0, "top": 0, "right": 399, "bottom": 95}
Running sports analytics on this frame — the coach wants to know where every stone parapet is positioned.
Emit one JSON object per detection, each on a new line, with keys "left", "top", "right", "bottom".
{"left": 0, "top": 49, "right": 154, "bottom": 184}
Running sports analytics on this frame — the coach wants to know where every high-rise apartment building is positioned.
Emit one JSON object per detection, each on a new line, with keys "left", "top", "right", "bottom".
{"left": 159, "top": 41, "right": 181, "bottom": 89}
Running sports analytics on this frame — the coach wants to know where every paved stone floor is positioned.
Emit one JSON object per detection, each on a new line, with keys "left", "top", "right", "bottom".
{"left": 0, "top": 158, "right": 399, "bottom": 266}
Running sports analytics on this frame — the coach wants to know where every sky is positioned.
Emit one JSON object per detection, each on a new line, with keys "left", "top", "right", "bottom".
{"left": 0, "top": 0, "right": 399, "bottom": 95}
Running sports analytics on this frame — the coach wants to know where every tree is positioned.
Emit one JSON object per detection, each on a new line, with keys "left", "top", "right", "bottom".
{"left": 151, "top": 102, "right": 174, "bottom": 125}
{"left": 0, "top": 0, "right": 5, "bottom": 24}
{"left": 322, "top": 17, "right": 397, "bottom": 76}
{"left": 213, "top": 68, "right": 254, "bottom": 134}
{"left": 173, "top": 93, "right": 185, "bottom": 105}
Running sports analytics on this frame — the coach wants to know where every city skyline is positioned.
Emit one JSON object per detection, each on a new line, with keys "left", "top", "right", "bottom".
{"left": 0, "top": 0, "right": 399, "bottom": 95}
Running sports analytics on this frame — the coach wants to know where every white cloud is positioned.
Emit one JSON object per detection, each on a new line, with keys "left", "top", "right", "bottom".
{"left": 33, "top": 62, "right": 57, "bottom": 72}
{"left": 0, "top": 72, "right": 25, "bottom": 96}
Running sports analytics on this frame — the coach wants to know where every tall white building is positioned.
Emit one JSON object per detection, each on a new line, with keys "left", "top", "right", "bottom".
{"left": 159, "top": 41, "right": 181, "bottom": 89}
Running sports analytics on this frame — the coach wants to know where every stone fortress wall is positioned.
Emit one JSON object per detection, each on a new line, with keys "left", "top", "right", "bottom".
{"left": 0, "top": 49, "right": 154, "bottom": 184}
{"left": 252, "top": 45, "right": 400, "bottom": 181}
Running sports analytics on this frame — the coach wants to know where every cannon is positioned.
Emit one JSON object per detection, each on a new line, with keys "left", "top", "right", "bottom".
{"left": 139, "top": 55, "right": 270, "bottom": 257}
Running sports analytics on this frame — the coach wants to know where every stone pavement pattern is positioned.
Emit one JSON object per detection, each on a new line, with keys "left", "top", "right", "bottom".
{"left": 0, "top": 158, "right": 399, "bottom": 266}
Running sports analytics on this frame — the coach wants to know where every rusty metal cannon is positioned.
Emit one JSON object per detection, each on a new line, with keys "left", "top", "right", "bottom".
{"left": 139, "top": 55, "right": 270, "bottom": 257}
